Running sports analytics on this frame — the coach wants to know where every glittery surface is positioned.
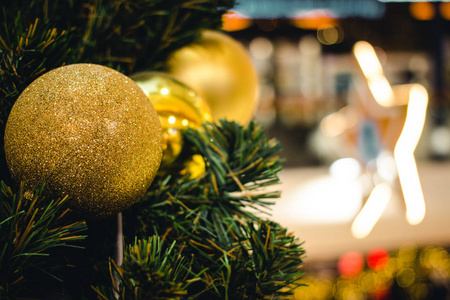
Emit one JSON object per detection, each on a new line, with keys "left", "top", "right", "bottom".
{"left": 4, "top": 64, "right": 163, "bottom": 219}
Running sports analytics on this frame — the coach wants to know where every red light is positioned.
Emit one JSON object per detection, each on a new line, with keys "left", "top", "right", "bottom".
{"left": 338, "top": 251, "right": 364, "bottom": 278}
{"left": 367, "top": 248, "right": 389, "bottom": 271}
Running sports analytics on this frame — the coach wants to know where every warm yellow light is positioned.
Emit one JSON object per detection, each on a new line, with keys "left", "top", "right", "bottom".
{"left": 320, "top": 106, "right": 358, "bottom": 137}
{"left": 249, "top": 37, "right": 274, "bottom": 60}
{"left": 160, "top": 88, "right": 169, "bottom": 95}
{"left": 368, "top": 77, "right": 395, "bottom": 107}
{"left": 168, "top": 115, "right": 176, "bottom": 124}
{"left": 353, "top": 41, "right": 394, "bottom": 106}
{"left": 392, "top": 84, "right": 416, "bottom": 106}
{"left": 410, "top": 2, "right": 436, "bottom": 21}
{"left": 317, "top": 25, "right": 344, "bottom": 45}
{"left": 440, "top": 3, "right": 450, "bottom": 20}
{"left": 222, "top": 11, "right": 252, "bottom": 32}
{"left": 320, "top": 110, "right": 348, "bottom": 137}
{"left": 353, "top": 41, "right": 383, "bottom": 79}
{"left": 394, "top": 84, "right": 428, "bottom": 225}
{"left": 352, "top": 183, "right": 392, "bottom": 239}
{"left": 290, "top": 10, "right": 337, "bottom": 30}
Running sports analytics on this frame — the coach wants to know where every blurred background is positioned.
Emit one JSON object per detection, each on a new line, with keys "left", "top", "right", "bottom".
{"left": 223, "top": 0, "right": 450, "bottom": 298}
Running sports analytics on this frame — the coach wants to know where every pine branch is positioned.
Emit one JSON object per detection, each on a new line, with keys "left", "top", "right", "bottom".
{"left": 241, "top": 221, "right": 305, "bottom": 299}
{"left": 78, "top": 0, "right": 234, "bottom": 73}
{"left": 0, "top": 181, "right": 87, "bottom": 299}
{"left": 94, "top": 236, "right": 196, "bottom": 300}
{"left": 124, "top": 120, "right": 283, "bottom": 242}
{"left": 0, "top": 8, "right": 76, "bottom": 123}
{"left": 122, "top": 120, "right": 304, "bottom": 299}
{"left": 186, "top": 120, "right": 283, "bottom": 205}
{"left": 0, "top": 1, "right": 307, "bottom": 299}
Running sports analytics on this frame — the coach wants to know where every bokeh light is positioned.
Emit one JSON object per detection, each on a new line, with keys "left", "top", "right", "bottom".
{"left": 440, "top": 2, "right": 450, "bottom": 20}
{"left": 291, "top": 246, "right": 450, "bottom": 300}
{"left": 317, "top": 24, "right": 344, "bottom": 45}
{"left": 338, "top": 251, "right": 365, "bottom": 278}
{"left": 409, "top": 2, "right": 435, "bottom": 21}
{"left": 221, "top": 11, "right": 252, "bottom": 31}
{"left": 249, "top": 37, "right": 274, "bottom": 60}
{"left": 367, "top": 248, "right": 389, "bottom": 271}
{"left": 329, "top": 158, "right": 361, "bottom": 180}
{"left": 290, "top": 10, "right": 337, "bottom": 30}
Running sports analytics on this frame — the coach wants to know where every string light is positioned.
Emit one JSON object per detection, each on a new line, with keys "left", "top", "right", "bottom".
{"left": 351, "top": 41, "right": 428, "bottom": 237}
{"left": 353, "top": 41, "right": 395, "bottom": 107}
{"left": 394, "top": 84, "right": 428, "bottom": 225}
{"left": 352, "top": 183, "right": 392, "bottom": 239}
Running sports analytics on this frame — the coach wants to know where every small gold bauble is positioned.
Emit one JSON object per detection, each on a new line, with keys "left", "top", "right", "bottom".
{"left": 131, "top": 72, "right": 212, "bottom": 167}
{"left": 166, "top": 30, "right": 259, "bottom": 124}
{"left": 4, "top": 64, "right": 163, "bottom": 219}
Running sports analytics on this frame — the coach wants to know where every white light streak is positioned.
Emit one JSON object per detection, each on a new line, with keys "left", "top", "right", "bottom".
{"left": 352, "top": 183, "right": 392, "bottom": 239}
{"left": 353, "top": 41, "right": 395, "bottom": 106}
{"left": 394, "top": 84, "right": 428, "bottom": 225}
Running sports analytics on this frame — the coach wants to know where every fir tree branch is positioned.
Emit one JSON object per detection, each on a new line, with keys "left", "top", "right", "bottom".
{"left": 95, "top": 236, "right": 195, "bottom": 300}
{"left": 184, "top": 120, "right": 283, "bottom": 215}
{"left": 241, "top": 220, "right": 306, "bottom": 299}
{"left": 78, "top": 0, "right": 234, "bottom": 73}
{"left": 0, "top": 9, "right": 75, "bottom": 123}
{"left": 124, "top": 120, "right": 283, "bottom": 243}
{"left": 0, "top": 181, "right": 87, "bottom": 299}
{"left": 0, "top": 2, "right": 308, "bottom": 298}
{"left": 122, "top": 120, "right": 304, "bottom": 299}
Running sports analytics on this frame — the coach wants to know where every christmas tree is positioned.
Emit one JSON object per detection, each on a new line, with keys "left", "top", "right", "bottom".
{"left": 0, "top": 1, "right": 305, "bottom": 299}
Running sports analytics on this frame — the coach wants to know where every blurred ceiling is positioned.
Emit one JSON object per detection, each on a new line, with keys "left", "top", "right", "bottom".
{"left": 233, "top": 0, "right": 386, "bottom": 19}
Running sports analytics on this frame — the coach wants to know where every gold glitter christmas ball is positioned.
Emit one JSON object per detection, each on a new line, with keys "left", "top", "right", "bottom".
{"left": 131, "top": 72, "right": 212, "bottom": 167}
{"left": 4, "top": 64, "right": 163, "bottom": 219}
{"left": 166, "top": 30, "right": 259, "bottom": 124}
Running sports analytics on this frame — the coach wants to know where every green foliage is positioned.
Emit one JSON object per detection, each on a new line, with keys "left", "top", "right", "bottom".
{"left": 94, "top": 236, "right": 196, "bottom": 300}
{"left": 0, "top": 12, "right": 75, "bottom": 122}
{"left": 124, "top": 120, "right": 283, "bottom": 243}
{"left": 0, "top": 0, "right": 233, "bottom": 125}
{"left": 122, "top": 120, "right": 305, "bottom": 299}
{"left": 242, "top": 221, "right": 306, "bottom": 299}
{"left": 77, "top": 0, "right": 234, "bottom": 73}
{"left": 0, "top": 181, "right": 87, "bottom": 299}
{"left": 0, "top": 1, "right": 306, "bottom": 299}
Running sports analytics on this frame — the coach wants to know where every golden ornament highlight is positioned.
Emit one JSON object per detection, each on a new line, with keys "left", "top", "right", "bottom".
{"left": 166, "top": 30, "right": 259, "bottom": 124}
{"left": 131, "top": 72, "right": 212, "bottom": 167}
{"left": 4, "top": 64, "right": 163, "bottom": 219}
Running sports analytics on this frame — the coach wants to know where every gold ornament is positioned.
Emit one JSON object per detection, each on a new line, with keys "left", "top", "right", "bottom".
{"left": 4, "top": 64, "right": 163, "bottom": 219}
{"left": 166, "top": 30, "right": 259, "bottom": 124}
{"left": 131, "top": 72, "right": 212, "bottom": 167}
